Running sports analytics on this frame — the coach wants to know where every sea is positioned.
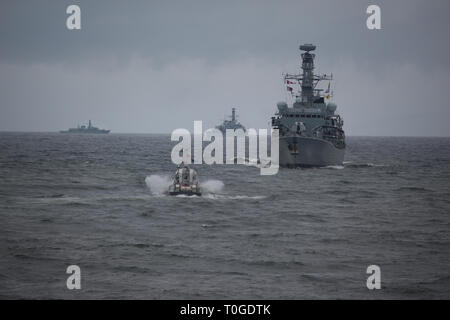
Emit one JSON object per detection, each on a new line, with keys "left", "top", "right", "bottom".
{"left": 0, "top": 132, "right": 449, "bottom": 299}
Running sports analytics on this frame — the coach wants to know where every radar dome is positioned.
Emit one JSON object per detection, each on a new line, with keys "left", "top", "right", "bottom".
{"left": 327, "top": 103, "right": 337, "bottom": 113}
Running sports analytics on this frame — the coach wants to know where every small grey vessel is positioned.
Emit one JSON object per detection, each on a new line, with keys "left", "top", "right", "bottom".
{"left": 169, "top": 162, "right": 202, "bottom": 196}
{"left": 216, "top": 108, "right": 246, "bottom": 133}
{"left": 271, "top": 44, "right": 345, "bottom": 167}
{"left": 60, "top": 120, "right": 110, "bottom": 134}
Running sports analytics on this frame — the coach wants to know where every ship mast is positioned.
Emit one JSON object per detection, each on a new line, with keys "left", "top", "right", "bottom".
{"left": 284, "top": 43, "right": 332, "bottom": 106}
{"left": 300, "top": 44, "right": 315, "bottom": 104}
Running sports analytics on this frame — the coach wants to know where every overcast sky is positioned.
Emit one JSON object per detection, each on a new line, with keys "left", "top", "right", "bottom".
{"left": 1, "top": 0, "right": 449, "bottom": 136}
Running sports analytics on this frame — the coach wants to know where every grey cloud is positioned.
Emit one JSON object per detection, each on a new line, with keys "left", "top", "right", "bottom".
{"left": 1, "top": 0, "right": 450, "bottom": 69}
{"left": 0, "top": 0, "right": 449, "bottom": 135}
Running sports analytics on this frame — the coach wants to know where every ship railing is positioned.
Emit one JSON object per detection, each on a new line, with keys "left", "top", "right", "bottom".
{"left": 312, "top": 125, "right": 345, "bottom": 147}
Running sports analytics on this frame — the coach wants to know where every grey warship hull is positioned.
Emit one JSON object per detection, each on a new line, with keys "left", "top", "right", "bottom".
{"left": 60, "top": 129, "right": 110, "bottom": 134}
{"left": 279, "top": 135, "right": 345, "bottom": 167}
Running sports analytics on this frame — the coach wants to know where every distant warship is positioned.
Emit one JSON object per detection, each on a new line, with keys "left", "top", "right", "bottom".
{"left": 216, "top": 108, "right": 246, "bottom": 133}
{"left": 271, "top": 44, "right": 345, "bottom": 167}
{"left": 60, "top": 120, "right": 110, "bottom": 134}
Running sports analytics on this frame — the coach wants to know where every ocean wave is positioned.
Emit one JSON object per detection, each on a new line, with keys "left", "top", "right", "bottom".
{"left": 33, "top": 194, "right": 153, "bottom": 204}
{"left": 233, "top": 157, "right": 272, "bottom": 169}
{"left": 345, "top": 162, "right": 387, "bottom": 168}
{"left": 395, "top": 186, "right": 432, "bottom": 192}
{"left": 202, "top": 194, "right": 266, "bottom": 200}
{"left": 323, "top": 165, "right": 345, "bottom": 170}
{"left": 35, "top": 196, "right": 87, "bottom": 204}
{"left": 318, "top": 162, "right": 386, "bottom": 170}
{"left": 173, "top": 193, "right": 265, "bottom": 201}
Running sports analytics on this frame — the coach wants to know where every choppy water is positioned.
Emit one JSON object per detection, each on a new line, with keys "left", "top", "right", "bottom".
{"left": 0, "top": 133, "right": 449, "bottom": 299}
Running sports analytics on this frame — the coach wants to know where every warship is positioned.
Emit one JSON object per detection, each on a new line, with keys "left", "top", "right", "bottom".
{"left": 60, "top": 120, "right": 110, "bottom": 134}
{"left": 169, "top": 162, "right": 202, "bottom": 196}
{"left": 216, "top": 108, "right": 246, "bottom": 133}
{"left": 271, "top": 44, "right": 345, "bottom": 167}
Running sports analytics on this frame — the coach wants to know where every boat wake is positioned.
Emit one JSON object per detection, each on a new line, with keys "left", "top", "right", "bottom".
{"left": 200, "top": 179, "right": 224, "bottom": 194}
{"left": 203, "top": 194, "right": 266, "bottom": 200}
{"left": 144, "top": 174, "right": 262, "bottom": 200}
{"left": 145, "top": 174, "right": 172, "bottom": 195}
{"left": 145, "top": 174, "right": 224, "bottom": 196}
{"left": 320, "top": 162, "right": 387, "bottom": 170}
{"left": 344, "top": 162, "right": 387, "bottom": 168}
{"left": 322, "top": 165, "right": 345, "bottom": 170}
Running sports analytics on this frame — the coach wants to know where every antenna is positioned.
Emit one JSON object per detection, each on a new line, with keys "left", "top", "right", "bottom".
{"left": 299, "top": 44, "right": 316, "bottom": 52}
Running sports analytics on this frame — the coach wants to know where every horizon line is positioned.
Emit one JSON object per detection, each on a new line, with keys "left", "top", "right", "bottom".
{"left": 0, "top": 130, "right": 450, "bottom": 138}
